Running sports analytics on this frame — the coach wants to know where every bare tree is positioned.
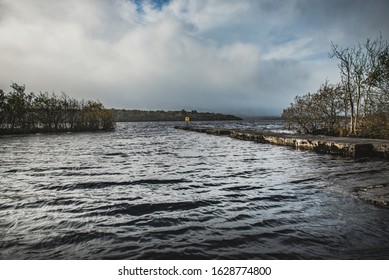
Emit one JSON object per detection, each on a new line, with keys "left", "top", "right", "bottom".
{"left": 330, "top": 35, "right": 388, "bottom": 136}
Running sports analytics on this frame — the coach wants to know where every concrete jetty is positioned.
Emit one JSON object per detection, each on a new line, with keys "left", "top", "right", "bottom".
{"left": 174, "top": 126, "right": 389, "bottom": 160}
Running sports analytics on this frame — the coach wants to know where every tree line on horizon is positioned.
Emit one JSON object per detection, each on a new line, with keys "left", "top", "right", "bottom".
{"left": 282, "top": 34, "right": 389, "bottom": 139}
{"left": 112, "top": 108, "right": 242, "bottom": 122}
{"left": 0, "top": 83, "right": 115, "bottom": 135}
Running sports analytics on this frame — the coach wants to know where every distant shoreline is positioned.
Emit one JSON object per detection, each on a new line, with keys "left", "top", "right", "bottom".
{"left": 111, "top": 109, "right": 242, "bottom": 122}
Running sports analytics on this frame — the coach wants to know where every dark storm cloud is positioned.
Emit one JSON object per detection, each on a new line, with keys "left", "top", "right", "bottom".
{"left": 293, "top": 0, "right": 389, "bottom": 42}
{"left": 0, "top": 0, "right": 388, "bottom": 115}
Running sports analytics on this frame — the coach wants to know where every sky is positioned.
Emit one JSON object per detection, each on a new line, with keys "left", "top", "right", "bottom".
{"left": 0, "top": 0, "right": 388, "bottom": 116}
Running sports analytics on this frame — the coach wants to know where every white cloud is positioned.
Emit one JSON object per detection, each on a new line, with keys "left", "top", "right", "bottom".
{"left": 263, "top": 37, "right": 316, "bottom": 60}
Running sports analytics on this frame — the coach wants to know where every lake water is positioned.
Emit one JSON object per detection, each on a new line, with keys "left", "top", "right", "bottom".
{"left": 1, "top": 121, "right": 389, "bottom": 259}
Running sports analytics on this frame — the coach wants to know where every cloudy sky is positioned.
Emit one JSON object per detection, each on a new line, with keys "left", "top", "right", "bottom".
{"left": 0, "top": 0, "right": 388, "bottom": 115}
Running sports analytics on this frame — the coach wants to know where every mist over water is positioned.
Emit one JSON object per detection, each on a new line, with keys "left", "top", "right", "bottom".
{"left": 1, "top": 121, "right": 389, "bottom": 259}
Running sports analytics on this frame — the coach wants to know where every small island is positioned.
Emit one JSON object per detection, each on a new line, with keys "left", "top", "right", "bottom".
{"left": 0, "top": 83, "right": 115, "bottom": 135}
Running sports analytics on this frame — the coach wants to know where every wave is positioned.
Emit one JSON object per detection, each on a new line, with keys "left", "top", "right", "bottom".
{"left": 81, "top": 200, "right": 220, "bottom": 217}
{"left": 44, "top": 178, "right": 191, "bottom": 191}
{"left": 2, "top": 121, "right": 389, "bottom": 260}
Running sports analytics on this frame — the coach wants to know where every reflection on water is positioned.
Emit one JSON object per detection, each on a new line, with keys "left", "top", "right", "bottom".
{"left": 1, "top": 121, "right": 389, "bottom": 259}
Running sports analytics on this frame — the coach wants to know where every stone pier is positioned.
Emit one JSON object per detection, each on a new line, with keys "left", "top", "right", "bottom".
{"left": 174, "top": 126, "right": 389, "bottom": 160}
{"left": 175, "top": 125, "right": 389, "bottom": 208}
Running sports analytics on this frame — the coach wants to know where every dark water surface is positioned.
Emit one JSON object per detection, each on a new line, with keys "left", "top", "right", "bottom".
{"left": 1, "top": 121, "right": 389, "bottom": 259}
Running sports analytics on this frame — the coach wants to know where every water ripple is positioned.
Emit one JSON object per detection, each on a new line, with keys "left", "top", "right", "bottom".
{"left": 1, "top": 121, "right": 389, "bottom": 259}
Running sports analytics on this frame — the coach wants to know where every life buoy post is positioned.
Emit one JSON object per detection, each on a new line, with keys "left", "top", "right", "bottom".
{"left": 185, "top": 116, "right": 190, "bottom": 126}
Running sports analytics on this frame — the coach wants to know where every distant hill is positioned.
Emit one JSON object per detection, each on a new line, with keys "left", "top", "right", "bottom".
{"left": 111, "top": 109, "right": 242, "bottom": 122}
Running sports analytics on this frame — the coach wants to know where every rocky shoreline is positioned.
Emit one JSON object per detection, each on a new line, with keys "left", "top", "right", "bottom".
{"left": 175, "top": 126, "right": 389, "bottom": 160}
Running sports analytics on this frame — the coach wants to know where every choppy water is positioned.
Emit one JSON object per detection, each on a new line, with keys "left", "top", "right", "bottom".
{"left": 1, "top": 121, "right": 389, "bottom": 259}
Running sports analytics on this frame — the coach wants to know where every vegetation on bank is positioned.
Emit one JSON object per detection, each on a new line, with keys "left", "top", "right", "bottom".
{"left": 282, "top": 35, "right": 389, "bottom": 139}
{"left": 112, "top": 109, "right": 242, "bottom": 122}
{"left": 0, "top": 83, "right": 115, "bottom": 135}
